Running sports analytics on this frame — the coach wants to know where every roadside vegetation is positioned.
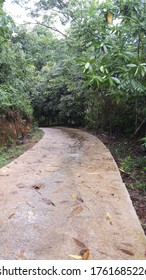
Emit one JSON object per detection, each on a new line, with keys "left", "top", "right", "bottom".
{"left": 0, "top": 128, "right": 44, "bottom": 168}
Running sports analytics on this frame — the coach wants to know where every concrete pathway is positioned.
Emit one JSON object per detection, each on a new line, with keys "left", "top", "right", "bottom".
{"left": 0, "top": 128, "right": 146, "bottom": 259}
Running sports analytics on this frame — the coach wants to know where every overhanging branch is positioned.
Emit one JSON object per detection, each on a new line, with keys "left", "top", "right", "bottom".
{"left": 22, "top": 20, "right": 69, "bottom": 38}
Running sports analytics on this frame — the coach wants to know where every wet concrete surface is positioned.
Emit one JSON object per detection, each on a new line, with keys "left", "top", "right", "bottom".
{"left": 0, "top": 127, "right": 146, "bottom": 260}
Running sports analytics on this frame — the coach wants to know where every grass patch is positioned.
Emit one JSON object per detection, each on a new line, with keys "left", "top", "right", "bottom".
{"left": 0, "top": 128, "right": 44, "bottom": 169}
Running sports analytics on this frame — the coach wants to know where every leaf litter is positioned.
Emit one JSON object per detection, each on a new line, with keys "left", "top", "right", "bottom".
{"left": 17, "top": 250, "right": 27, "bottom": 260}
{"left": 106, "top": 212, "right": 113, "bottom": 225}
{"left": 77, "top": 195, "right": 84, "bottom": 203}
{"left": 69, "top": 206, "right": 83, "bottom": 217}
{"left": 27, "top": 211, "right": 34, "bottom": 219}
{"left": 117, "top": 248, "right": 135, "bottom": 256}
{"left": 8, "top": 213, "right": 15, "bottom": 219}
{"left": 42, "top": 198, "right": 55, "bottom": 207}
{"left": 70, "top": 238, "right": 89, "bottom": 260}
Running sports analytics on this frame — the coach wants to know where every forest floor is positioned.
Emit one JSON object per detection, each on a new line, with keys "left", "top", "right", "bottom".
{"left": 96, "top": 133, "right": 146, "bottom": 236}
{"left": 0, "top": 127, "right": 146, "bottom": 260}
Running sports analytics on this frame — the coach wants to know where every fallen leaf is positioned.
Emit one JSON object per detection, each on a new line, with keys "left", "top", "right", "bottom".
{"left": 77, "top": 195, "right": 84, "bottom": 203}
{"left": 73, "top": 238, "right": 86, "bottom": 249}
{"left": 69, "top": 254, "right": 82, "bottom": 260}
{"left": 81, "top": 249, "right": 89, "bottom": 260}
{"left": 106, "top": 212, "right": 113, "bottom": 225}
{"left": 70, "top": 206, "right": 83, "bottom": 217}
{"left": 32, "top": 185, "right": 40, "bottom": 190}
{"left": 8, "top": 213, "right": 15, "bottom": 219}
{"left": 27, "top": 211, "right": 34, "bottom": 218}
{"left": 118, "top": 248, "right": 134, "bottom": 256}
{"left": 31, "top": 183, "right": 45, "bottom": 190}
{"left": 119, "top": 168, "right": 125, "bottom": 173}
{"left": 42, "top": 198, "right": 55, "bottom": 207}
{"left": 119, "top": 168, "right": 131, "bottom": 175}
{"left": 17, "top": 183, "right": 26, "bottom": 189}
{"left": 17, "top": 250, "right": 27, "bottom": 260}
{"left": 26, "top": 202, "right": 35, "bottom": 208}
{"left": 72, "top": 193, "right": 76, "bottom": 199}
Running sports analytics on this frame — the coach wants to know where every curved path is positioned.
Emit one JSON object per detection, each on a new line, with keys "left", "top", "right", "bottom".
{"left": 0, "top": 128, "right": 146, "bottom": 260}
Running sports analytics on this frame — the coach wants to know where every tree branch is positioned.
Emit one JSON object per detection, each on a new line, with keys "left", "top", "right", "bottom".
{"left": 22, "top": 20, "right": 69, "bottom": 38}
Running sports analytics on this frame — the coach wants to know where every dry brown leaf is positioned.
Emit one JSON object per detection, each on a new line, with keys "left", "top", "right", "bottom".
{"left": 69, "top": 254, "right": 82, "bottom": 260}
{"left": 55, "top": 180, "right": 63, "bottom": 184}
{"left": 42, "top": 198, "right": 55, "bottom": 207}
{"left": 81, "top": 180, "right": 85, "bottom": 184}
{"left": 81, "top": 249, "right": 90, "bottom": 260}
{"left": 118, "top": 248, "right": 134, "bottom": 256}
{"left": 8, "top": 213, "right": 15, "bottom": 219}
{"left": 17, "top": 250, "right": 27, "bottom": 260}
{"left": 32, "top": 185, "right": 41, "bottom": 190}
{"left": 26, "top": 201, "right": 35, "bottom": 208}
{"left": 77, "top": 195, "right": 84, "bottom": 203}
{"left": 73, "top": 238, "right": 86, "bottom": 249}
{"left": 32, "top": 183, "right": 45, "bottom": 190}
{"left": 106, "top": 212, "right": 113, "bottom": 225}
{"left": 70, "top": 206, "right": 83, "bottom": 217}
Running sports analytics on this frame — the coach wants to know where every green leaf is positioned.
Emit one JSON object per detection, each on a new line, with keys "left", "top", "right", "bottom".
{"left": 111, "top": 77, "right": 121, "bottom": 84}
{"left": 89, "top": 57, "right": 96, "bottom": 64}
{"left": 141, "top": 68, "right": 146, "bottom": 77}
{"left": 100, "top": 66, "right": 105, "bottom": 73}
{"left": 83, "top": 63, "right": 89, "bottom": 73}
{"left": 127, "top": 64, "right": 137, "bottom": 68}
{"left": 134, "top": 67, "right": 139, "bottom": 76}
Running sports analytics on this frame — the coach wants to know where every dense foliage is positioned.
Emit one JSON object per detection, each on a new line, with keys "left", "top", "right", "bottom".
{"left": 1, "top": 0, "right": 146, "bottom": 136}
{"left": 0, "top": 1, "right": 32, "bottom": 117}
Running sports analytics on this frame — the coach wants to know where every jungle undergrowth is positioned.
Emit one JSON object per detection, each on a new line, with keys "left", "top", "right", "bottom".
{"left": 0, "top": 128, "right": 44, "bottom": 169}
